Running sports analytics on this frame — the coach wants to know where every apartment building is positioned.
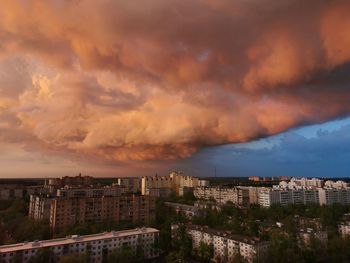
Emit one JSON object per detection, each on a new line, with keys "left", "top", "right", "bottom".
{"left": 338, "top": 213, "right": 350, "bottom": 238}
{"left": 29, "top": 194, "right": 156, "bottom": 232}
{"left": 259, "top": 188, "right": 319, "bottom": 207}
{"left": 296, "top": 216, "right": 323, "bottom": 231}
{"left": 170, "top": 171, "right": 200, "bottom": 194}
{"left": 194, "top": 187, "right": 249, "bottom": 206}
{"left": 50, "top": 195, "right": 156, "bottom": 232}
{"left": 318, "top": 188, "right": 350, "bottom": 205}
{"left": 172, "top": 224, "right": 269, "bottom": 263}
{"left": 141, "top": 171, "right": 206, "bottom": 197}
{"left": 164, "top": 202, "right": 201, "bottom": 219}
{"left": 47, "top": 175, "right": 94, "bottom": 193}
{"left": 28, "top": 194, "right": 54, "bottom": 221}
{"left": 289, "top": 177, "right": 324, "bottom": 188}
{"left": 0, "top": 228, "right": 159, "bottom": 263}
{"left": 0, "top": 185, "right": 27, "bottom": 200}
{"left": 338, "top": 221, "right": 350, "bottom": 238}
{"left": 239, "top": 186, "right": 261, "bottom": 204}
{"left": 57, "top": 187, "right": 124, "bottom": 198}
{"left": 141, "top": 175, "right": 173, "bottom": 197}
{"left": 324, "top": 180, "right": 348, "bottom": 189}
{"left": 115, "top": 177, "right": 142, "bottom": 193}
{"left": 298, "top": 228, "right": 328, "bottom": 247}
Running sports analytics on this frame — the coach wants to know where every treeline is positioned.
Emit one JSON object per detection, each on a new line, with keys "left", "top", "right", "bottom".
{"left": 0, "top": 200, "right": 50, "bottom": 245}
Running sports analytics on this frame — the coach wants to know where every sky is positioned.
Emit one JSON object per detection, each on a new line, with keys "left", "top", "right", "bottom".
{"left": 1, "top": 0, "right": 350, "bottom": 178}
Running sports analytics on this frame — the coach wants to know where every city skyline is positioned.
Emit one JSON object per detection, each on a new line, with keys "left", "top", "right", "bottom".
{"left": 1, "top": 0, "right": 350, "bottom": 178}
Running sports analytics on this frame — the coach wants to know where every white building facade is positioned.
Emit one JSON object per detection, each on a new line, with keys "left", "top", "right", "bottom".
{"left": 0, "top": 228, "right": 159, "bottom": 263}
{"left": 174, "top": 224, "right": 269, "bottom": 263}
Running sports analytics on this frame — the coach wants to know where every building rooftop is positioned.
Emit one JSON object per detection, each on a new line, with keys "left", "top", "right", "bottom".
{"left": 0, "top": 228, "right": 159, "bottom": 253}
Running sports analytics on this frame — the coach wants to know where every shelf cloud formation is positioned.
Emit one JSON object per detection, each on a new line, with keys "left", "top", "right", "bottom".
{"left": 1, "top": 0, "right": 350, "bottom": 164}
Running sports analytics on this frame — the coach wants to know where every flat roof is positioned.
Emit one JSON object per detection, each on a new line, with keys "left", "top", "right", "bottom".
{"left": 0, "top": 228, "right": 159, "bottom": 253}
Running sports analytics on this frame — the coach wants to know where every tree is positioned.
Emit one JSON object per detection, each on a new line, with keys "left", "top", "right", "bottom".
{"left": 198, "top": 242, "right": 213, "bottom": 263}
{"left": 107, "top": 246, "right": 135, "bottom": 263}
{"left": 56, "top": 254, "right": 88, "bottom": 263}
{"left": 171, "top": 225, "right": 192, "bottom": 260}
{"left": 28, "top": 248, "right": 54, "bottom": 263}
{"left": 231, "top": 253, "right": 248, "bottom": 263}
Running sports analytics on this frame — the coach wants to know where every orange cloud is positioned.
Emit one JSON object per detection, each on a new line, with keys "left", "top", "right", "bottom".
{"left": 0, "top": 0, "right": 350, "bottom": 163}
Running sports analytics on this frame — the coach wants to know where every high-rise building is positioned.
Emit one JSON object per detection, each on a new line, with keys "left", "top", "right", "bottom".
{"left": 57, "top": 186, "right": 124, "bottom": 198}
{"left": 318, "top": 188, "right": 350, "bottom": 205}
{"left": 29, "top": 194, "right": 156, "bottom": 232}
{"left": 194, "top": 186, "right": 249, "bottom": 206}
{"left": 141, "top": 171, "right": 206, "bottom": 197}
{"left": 259, "top": 188, "right": 319, "bottom": 207}
{"left": 28, "top": 194, "right": 54, "bottom": 221}
{"left": 50, "top": 195, "right": 156, "bottom": 232}
{"left": 239, "top": 186, "right": 261, "bottom": 204}
{"left": 115, "top": 177, "right": 142, "bottom": 193}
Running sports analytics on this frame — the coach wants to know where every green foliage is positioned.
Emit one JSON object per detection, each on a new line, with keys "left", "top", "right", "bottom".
{"left": 197, "top": 241, "right": 213, "bottom": 263}
{"left": 0, "top": 200, "right": 50, "bottom": 245}
{"left": 28, "top": 248, "right": 54, "bottom": 263}
{"left": 171, "top": 225, "right": 192, "bottom": 260}
{"left": 107, "top": 245, "right": 148, "bottom": 263}
{"left": 56, "top": 254, "right": 88, "bottom": 263}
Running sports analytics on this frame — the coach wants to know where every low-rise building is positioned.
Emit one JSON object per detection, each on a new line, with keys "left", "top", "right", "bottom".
{"left": 164, "top": 202, "right": 201, "bottom": 219}
{"left": 295, "top": 216, "right": 323, "bottom": 231}
{"left": 338, "top": 221, "right": 350, "bottom": 238}
{"left": 338, "top": 213, "right": 350, "bottom": 238}
{"left": 298, "top": 228, "right": 328, "bottom": 247}
{"left": 0, "top": 228, "right": 159, "bottom": 263}
{"left": 172, "top": 224, "right": 269, "bottom": 263}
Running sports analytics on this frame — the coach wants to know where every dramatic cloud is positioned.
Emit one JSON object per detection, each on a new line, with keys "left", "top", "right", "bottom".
{"left": 1, "top": 0, "right": 350, "bottom": 164}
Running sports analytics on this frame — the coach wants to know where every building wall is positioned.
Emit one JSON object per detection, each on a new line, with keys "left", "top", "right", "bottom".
{"left": 116, "top": 178, "right": 142, "bottom": 193}
{"left": 39, "top": 195, "right": 156, "bottom": 232}
{"left": 182, "top": 225, "right": 269, "bottom": 263}
{"left": 28, "top": 195, "right": 53, "bottom": 221}
{"left": 259, "top": 188, "right": 320, "bottom": 207}
{"left": 141, "top": 172, "right": 202, "bottom": 197}
{"left": 338, "top": 222, "right": 350, "bottom": 238}
{"left": 0, "top": 228, "right": 159, "bottom": 263}
{"left": 194, "top": 187, "right": 249, "bottom": 206}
